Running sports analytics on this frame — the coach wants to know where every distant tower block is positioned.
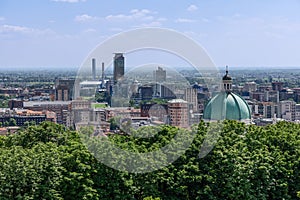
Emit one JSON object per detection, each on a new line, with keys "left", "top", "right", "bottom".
{"left": 154, "top": 66, "right": 166, "bottom": 82}
{"left": 102, "top": 62, "right": 105, "bottom": 81}
{"left": 113, "top": 53, "right": 125, "bottom": 83}
{"left": 92, "top": 58, "right": 96, "bottom": 80}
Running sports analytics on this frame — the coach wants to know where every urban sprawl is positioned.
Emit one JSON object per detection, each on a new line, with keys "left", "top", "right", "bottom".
{"left": 1, "top": 53, "right": 300, "bottom": 135}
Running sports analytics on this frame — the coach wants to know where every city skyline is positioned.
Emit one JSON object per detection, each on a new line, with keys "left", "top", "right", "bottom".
{"left": 1, "top": 0, "right": 300, "bottom": 69}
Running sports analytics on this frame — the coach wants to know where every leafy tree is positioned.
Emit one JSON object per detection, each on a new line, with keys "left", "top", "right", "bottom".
{"left": 109, "top": 116, "right": 121, "bottom": 131}
{"left": 0, "top": 143, "right": 64, "bottom": 199}
{"left": 0, "top": 120, "right": 299, "bottom": 199}
{"left": 0, "top": 122, "right": 99, "bottom": 199}
{"left": 8, "top": 118, "right": 17, "bottom": 126}
{"left": 3, "top": 121, "right": 9, "bottom": 127}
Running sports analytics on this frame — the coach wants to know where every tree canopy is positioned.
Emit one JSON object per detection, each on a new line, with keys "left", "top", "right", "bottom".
{"left": 0, "top": 120, "right": 299, "bottom": 199}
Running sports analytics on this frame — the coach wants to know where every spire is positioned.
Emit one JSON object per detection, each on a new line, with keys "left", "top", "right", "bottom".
{"left": 226, "top": 65, "right": 228, "bottom": 75}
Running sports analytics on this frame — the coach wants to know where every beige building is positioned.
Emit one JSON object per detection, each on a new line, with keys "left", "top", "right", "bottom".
{"left": 243, "top": 82, "right": 257, "bottom": 92}
{"left": 296, "top": 104, "right": 300, "bottom": 121}
{"left": 278, "top": 100, "right": 296, "bottom": 121}
{"left": 23, "top": 101, "right": 71, "bottom": 125}
{"left": 184, "top": 88, "right": 198, "bottom": 112}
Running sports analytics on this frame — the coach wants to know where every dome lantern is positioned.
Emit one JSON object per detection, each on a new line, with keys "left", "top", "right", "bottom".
{"left": 222, "top": 66, "right": 232, "bottom": 91}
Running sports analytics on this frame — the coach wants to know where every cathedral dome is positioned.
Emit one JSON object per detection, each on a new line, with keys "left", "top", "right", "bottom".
{"left": 203, "top": 91, "right": 251, "bottom": 121}
{"left": 203, "top": 66, "right": 251, "bottom": 122}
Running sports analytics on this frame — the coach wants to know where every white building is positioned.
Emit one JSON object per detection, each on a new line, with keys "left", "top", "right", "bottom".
{"left": 184, "top": 88, "right": 198, "bottom": 112}
{"left": 295, "top": 104, "right": 300, "bottom": 121}
{"left": 278, "top": 100, "right": 296, "bottom": 121}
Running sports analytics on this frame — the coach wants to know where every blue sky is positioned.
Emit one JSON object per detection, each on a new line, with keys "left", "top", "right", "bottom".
{"left": 1, "top": 0, "right": 300, "bottom": 69}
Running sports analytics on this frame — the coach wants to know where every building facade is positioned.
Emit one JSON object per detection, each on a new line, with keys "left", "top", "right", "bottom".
{"left": 113, "top": 53, "right": 125, "bottom": 84}
{"left": 168, "top": 99, "right": 188, "bottom": 128}
{"left": 278, "top": 100, "right": 296, "bottom": 121}
{"left": 23, "top": 101, "right": 71, "bottom": 125}
{"left": 153, "top": 66, "right": 166, "bottom": 82}
{"left": 55, "top": 79, "right": 75, "bottom": 101}
{"left": 184, "top": 88, "right": 198, "bottom": 112}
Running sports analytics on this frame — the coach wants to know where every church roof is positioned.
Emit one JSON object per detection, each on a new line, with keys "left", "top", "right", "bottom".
{"left": 203, "top": 91, "right": 251, "bottom": 121}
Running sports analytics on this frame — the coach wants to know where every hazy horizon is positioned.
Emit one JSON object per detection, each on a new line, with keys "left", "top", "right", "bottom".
{"left": 1, "top": 65, "right": 300, "bottom": 73}
{"left": 1, "top": 1, "right": 300, "bottom": 69}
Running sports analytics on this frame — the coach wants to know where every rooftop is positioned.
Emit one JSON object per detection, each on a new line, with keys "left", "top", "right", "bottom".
{"left": 168, "top": 99, "right": 187, "bottom": 103}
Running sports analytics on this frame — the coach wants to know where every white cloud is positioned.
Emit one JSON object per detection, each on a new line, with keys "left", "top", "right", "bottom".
{"left": 0, "top": 24, "right": 56, "bottom": 37}
{"left": 187, "top": 4, "right": 198, "bottom": 12}
{"left": 0, "top": 24, "right": 34, "bottom": 33}
{"left": 140, "top": 21, "right": 162, "bottom": 27}
{"left": 51, "top": 0, "right": 86, "bottom": 3}
{"left": 105, "top": 9, "right": 166, "bottom": 28}
{"left": 0, "top": 17, "right": 5, "bottom": 21}
{"left": 175, "top": 18, "right": 196, "bottom": 23}
{"left": 105, "top": 14, "right": 130, "bottom": 21}
{"left": 105, "top": 9, "right": 156, "bottom": 21}
{"left": 74, "top": 14, "right": 98, "bottom": 22}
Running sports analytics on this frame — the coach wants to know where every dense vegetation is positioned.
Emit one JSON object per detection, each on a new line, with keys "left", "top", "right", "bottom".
{"left": 0, "top": 120, "right": 299, "bottom": 199}
{"left": 0, "top": 95, "right": 10, "bottom": 108}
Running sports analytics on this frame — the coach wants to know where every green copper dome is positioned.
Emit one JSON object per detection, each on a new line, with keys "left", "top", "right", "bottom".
{"left": 203, "top": 91, "right": 251, "bottom": 121}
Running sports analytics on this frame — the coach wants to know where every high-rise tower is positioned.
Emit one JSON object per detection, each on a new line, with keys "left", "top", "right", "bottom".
{"left": 154, "top": 66, "right": 166, "bottom": 82}
{"left": 101, "top": 62, "right": 105, "bottom": 82}
{"left": 113, "top": 53, "right": 124, "bottom": 84}
{"left": 92, "top": 58, "right": 96, "bottom": 80}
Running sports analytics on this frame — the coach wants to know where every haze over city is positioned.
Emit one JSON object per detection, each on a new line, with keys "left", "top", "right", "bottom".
{"left": 1, "top": 0, "right": 300, "bottom": 69}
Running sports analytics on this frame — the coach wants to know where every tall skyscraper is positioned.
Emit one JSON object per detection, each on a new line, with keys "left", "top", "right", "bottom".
{"left": 101, "top": 62, "right": 105, "bottom": 82}
{"left": 113, "top": 53, "right": 125, "bottom": 83}
{"left": 92, "top": 58, "right": 96, "bottom": 80}
{"left": 154, "top": 66, "right": 166, "bottom": 82}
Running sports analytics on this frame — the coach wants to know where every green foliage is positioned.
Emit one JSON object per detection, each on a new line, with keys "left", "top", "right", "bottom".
{"left": 92, "top": 103, "right": 107, "bottom": 108}
{"left": 94, "top": 91, "right": 110, "bottom": 104}
{"left": 1, "top": 118, "right": 17, "bottom": 127}
{"left": 140, "top": 98, "right": 168, "bottom": 106}
{"left": 8, "top": 118, "right": 17, "bottom": 126}
{"left": 109, "top": 116, "right": 121, "bottom": 131}
{"left": 0, "top": 122, "right": 98, "bottom": 199}
{"left": 143, "top": 197, "right": 161, "bottom": 200}
{"left": 0, "top": 95, "right": 10, "bottom": 108}
{"left": 0, "top": 143, "right": 64, "bottom": 199}
{"left": 0, "top": 120, "right": 299, "bottom": 199}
